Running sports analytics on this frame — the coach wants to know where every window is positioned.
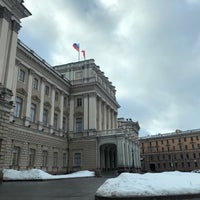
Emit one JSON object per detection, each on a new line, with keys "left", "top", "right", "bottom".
{"left": 186, "top": 154, "right": 189, "bottom": 159}
{"left": 184, "top": 137, "right": 187, "bottom": 142}
{"left": 30, "top": 103, "right": 36, "bottom": 123}
{"left": 42, "top": 150, "right": 48, "bottom": 167}
{"left": 29, "top": 148, "right": 35, "bottom": 167}
{"left": 192, "top": 144, "right": 195, "bottom": 150}
{"left": 172, "top": 139, "right": 174, "bottom": 143}
{"left": 182, "top": 162, "right": 184, "bottom": 167}
{"left": 162, "top": 147, "right": 164, "bottom": 152}
{"left": 196, "top": 136, "right": 199, "bottom": 140}
{"left": 193, "top": 153, "right": 196, "bottom": 159}
{"left": 76, "top": 117, "right": 83, "bottom": 132}
{"left": 18, "top": 69, "right": 25, "bottom": 82}
{"left": 55, "top": 92, "right": 59, "bottom": 101}
{"left": 74, "top": 152, "right": 81, "bottom": 167}
{"left": 161, "top": 140, "right": 163, "bottom": 144}
{"left": 187, "top": 162, "right": 190, "bottom": 167}
{"left": 33, "top": 78, "right": 38, "bottom": 89}
{"left": 53, "top": 113, "right": 58, "bottom": 129}
{"left": 63, "top": 153, "right": 67, "bottom": 167}
{"left": 163, "top": 163, "right": 166, "bottom": 168}
{"left": 14, "top": 97, "right": 23, "bottom": 118}
{"left": 185, "top": 145, "right": 188, "bottom": 150}
{"left": 179, "top": 145, "right": 182, "bottom": 151}
{"left": 45, "top": 85, "right": 49, "bottom": 96}
{"left": 180, "top": 154, "right": 183, "bottom": 159}
{"left": 191, "top": 137, "right": 193, "bottom": 142}
{"left": 195, "top": 162, "right": 198, "bottom": 167}
{"left": 77, "top": 98, "right": 82, "bottom": 107}
{"left": 12, "top": 146, "right": 20, "bottom": 166}
{"left": 64, "top": 97, "right": 67, "bottom": 106}
{"left": 43, "top": 109, "right": 48, "bottom": 126}
{"left": 63, "top": 117, "right": 66, "bottom": 131}
{"left": 178, "top": 138, "right": 181, "bottom": 143}
{"left": 53, "top": 152, "right": 58, "bottom": 167}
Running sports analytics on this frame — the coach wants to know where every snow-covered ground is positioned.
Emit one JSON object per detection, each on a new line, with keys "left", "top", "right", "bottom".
{"left": 3, "top": 169, "right": 94, "bottom": 180}
{"left": 96, "top": 171, "right": 200, "bottom": 198}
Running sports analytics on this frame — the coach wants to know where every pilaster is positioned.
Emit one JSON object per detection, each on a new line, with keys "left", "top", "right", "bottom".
{"left": 88, "top": 93, "right": 97, "bottom": 130}
{"left": 59, "top": 92, "right": 64, "bottom": 136}
{"left": 38, "top": 78, "right": 45, "bottom": 130}
{"left": 50, "top": 85, "right": 55, "bottom": 134}
{"left": 83, "top": 94, "right": 89, "bottom": 130}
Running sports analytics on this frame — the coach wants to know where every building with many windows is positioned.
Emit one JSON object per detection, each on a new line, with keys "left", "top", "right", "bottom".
{"left": 140, "top": 129, "right": 200, "bottom": 172}
{"left": 0, "top": 0, "right": 140, "bottom": 174}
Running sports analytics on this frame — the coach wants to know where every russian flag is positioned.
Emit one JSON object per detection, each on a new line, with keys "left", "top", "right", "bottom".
{"left": 72, "top": 43, "right": 79, "bottom": 52}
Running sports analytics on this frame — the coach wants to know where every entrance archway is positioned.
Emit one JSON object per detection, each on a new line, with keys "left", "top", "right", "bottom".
{"left": 100, "top": 144, "right": 117, "bottom": 171}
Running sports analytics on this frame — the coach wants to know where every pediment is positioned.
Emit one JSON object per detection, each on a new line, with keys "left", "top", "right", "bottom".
{"left": 44, "top": 101, "right": 51, "bottom": 108}
{"left": 32, "top": 95, "right": 40, "bottom": 103}
{"left": 16, "top": 88, "right": 27, "bottom": 96}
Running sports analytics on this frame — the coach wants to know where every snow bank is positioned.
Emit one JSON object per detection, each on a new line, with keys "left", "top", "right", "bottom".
{"left": 96, "top": 171, "right": 200, "bottom": 197}
{"left": 3, "top": 169, "right": 94, "bottom": 180}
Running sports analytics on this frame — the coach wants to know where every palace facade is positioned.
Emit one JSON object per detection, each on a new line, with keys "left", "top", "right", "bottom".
{"left": 140, "top": 129, "right": 200, "bottom": 172}
{"left": 0, "top": 0, "right": 140, "bottom": 174}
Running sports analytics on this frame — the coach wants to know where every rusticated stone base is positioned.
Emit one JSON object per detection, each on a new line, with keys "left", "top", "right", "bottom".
{"left": 95, "top": 194, "right": 200, "bottom": 200}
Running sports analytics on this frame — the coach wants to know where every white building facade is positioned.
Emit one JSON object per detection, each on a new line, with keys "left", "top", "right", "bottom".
{"left": 0, "top": 0, "right": 140, "bottom": 174}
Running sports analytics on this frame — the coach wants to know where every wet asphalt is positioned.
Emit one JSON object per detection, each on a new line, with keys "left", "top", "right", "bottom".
{"left": 0, "top": 177, "right": 108, "bottom": 200}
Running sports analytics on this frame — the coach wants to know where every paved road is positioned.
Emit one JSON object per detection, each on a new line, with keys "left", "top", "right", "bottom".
{"left": 0, "top": 177, "right": 107, "bottom": 200}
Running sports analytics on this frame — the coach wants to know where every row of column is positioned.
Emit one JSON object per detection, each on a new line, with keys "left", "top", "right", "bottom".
{"left": 22, "top": 69, "right": 67, "bottom": 135}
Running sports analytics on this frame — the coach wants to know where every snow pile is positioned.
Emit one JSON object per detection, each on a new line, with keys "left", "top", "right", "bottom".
{"left": 3, "top": 169, "right": 94, "bottom": 180}
{"left": 96, "top": 171, "right": 200, "bottom": 197}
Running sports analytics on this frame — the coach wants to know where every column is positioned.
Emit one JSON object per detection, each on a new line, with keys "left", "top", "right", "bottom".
{"left": 83, "top": 94, "right": 89, "bottom": 131}
{"left": 24, "top": 70, "right": 33, "bottom": 127}
{"left": 117, "top": 137, "right": 125, "bottom": 168}
{"left": 4, "top": 20, "right": 21, "bottom": 91}
{"left": 59, "top": 92, "right": 64, "bottom": 136}
{"left": 89, "top": 93, "right": 97, "bottom": 130}
{"left": 98, "top": 99, "right": 102, "bottom": 130}
{"left": 0, "top": 7, "right": 11, "bottom": 85}
{"left": 50, "top": 86, "right": 55, "bottom": 134}
{"left": 38, "top": 78, "right": 45, "bottom": 130}
{"left": 103, "top": 103, "right": 107, "bottom": 130}
{"left": 69, "top": 96, "right": 74, "bottom": 132}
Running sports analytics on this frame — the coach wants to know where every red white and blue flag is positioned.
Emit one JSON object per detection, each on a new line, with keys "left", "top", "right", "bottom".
{"left": 72, "top": 43, "right": 79, "bottom": 52}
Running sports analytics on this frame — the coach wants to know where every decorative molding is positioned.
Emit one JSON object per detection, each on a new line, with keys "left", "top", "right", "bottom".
{"left": 55, "top": 106, "right": 60, "bottom": 113}
{"left": 0, "top": 6, "right": 11, "bottom": 22}
{"left": 74, "top": 111, "right": 83, "bottom": 117}
{"left": 16, "top": 88, "right": 27, "bottom": 96}
{"left": 31, "top": 95, "right": 40, "bottom": 103}
{"left": 44, "top": 101, "right": 51, "bottom": 108}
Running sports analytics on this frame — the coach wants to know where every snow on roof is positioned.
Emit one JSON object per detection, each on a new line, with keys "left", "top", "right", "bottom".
{"left": 96, "top": 171, "right": 200, "bottom": 198}
{"left": 3, "top": 169, "right": 94, "bottom": 180}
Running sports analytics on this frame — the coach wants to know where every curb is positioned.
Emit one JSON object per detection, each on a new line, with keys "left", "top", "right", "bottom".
{"left": 95, "top": 194, "right": 200, "bottom": 200}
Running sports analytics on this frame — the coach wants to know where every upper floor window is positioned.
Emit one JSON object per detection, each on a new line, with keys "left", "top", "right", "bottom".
{"left": 18, "top": 69, "right": 25, "bottom": 82}
{"left": 33, "top": 78, "right": 39, "bottom": 90}
{"left": 43, "top": 109, "right": 48, "bottom": 126}
{"left": 30, "top": 103, "right": 36, "bottom": 123}
{"left": 14, "top": 97, "right": 23, "bottom": 118}
{"left": 45, "top": 85, "right": 49, "bottom": 96}
{"left": 77, "top": 98, "right": 82, "bottom": 107}
{"left": 53, "top": 113, "right": 58, "bottom": 129}
{"left": 55, "top": 92, "right": 59, "bottom": 101}
{"left": 76, "top": 117, "right": 83, "bottom": 132}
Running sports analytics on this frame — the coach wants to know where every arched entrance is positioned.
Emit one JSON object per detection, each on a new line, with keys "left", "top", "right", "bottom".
{"left": 100, "top": 144, "right": 117, "bottom": 171}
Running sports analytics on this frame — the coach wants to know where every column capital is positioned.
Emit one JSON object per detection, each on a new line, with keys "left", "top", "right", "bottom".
{"left": 12, "top": 20, "right": 21, "bottom": 33}
{"left": 0, "top": 6, "right": 12, "bottom": 22}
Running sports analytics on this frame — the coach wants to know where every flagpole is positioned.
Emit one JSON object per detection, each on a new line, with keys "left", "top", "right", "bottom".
{"left": 78, "top": 43, "right": 80, "bottom": 61}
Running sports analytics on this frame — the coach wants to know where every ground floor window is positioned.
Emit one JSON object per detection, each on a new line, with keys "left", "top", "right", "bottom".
{"left": 74, "top": 152, "right": 81, "bottom": 167}
{"left": 12, "top": 146, "right": 20, "bottom": 166}
{"left": 42, "top": 150, "right": 48, "bottom": 167}
{"left": 29, "top": 148, "right": 35, "bottom": 167}
{"left": 53, "top": 152, "right": 58, "bottom": 167}
{"left": 63, "top": 153, "right": 67, "bottom": 167}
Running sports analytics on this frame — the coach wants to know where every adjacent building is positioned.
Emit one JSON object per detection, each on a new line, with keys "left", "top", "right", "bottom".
{"left": 0, "top": 0, "right": 140, "bottom": 174}
{"left": 140, "top": 129, "right": 200, "bottom": 172}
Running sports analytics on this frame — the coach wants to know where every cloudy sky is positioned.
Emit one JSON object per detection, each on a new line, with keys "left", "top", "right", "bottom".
{"left": 19, "top": 0, "right": 200, "bottom": 136}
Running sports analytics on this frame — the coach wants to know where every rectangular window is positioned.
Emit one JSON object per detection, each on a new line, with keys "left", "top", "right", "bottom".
{"left": 64, "top": 97, "right": 67, "bottom": 106}
{"left": 45, "top": 85, "right": 49, "bottom": 96}
{"left": 29, "top": 148, "right": 35, "bottom": 167}
{"left": 77, "top": 98, "right": 82, "bottom": 107}
{"left": 53, "top": 152, "right": 58, "bottom": 167}
{"left": 63, "top": 153, "right": 67, "bottom": 167}
{"left": 30, "top": 103, "right": 36, "bottom": 123}
{"left": 74, "top": 152, "right": 81, "bottom": 167}
{"left": 185, "top": 145, "right": 188, "bottom": 150}
{"left": 43, "top": 109, "right": 48, "bottom": 126}
{"left": 12, "top": 146, "right": 20, "bottom": 166}
{"left": 76, "top": 117, "right": 83, "bottom": 132}
{"left": 63, "top": 117, "right": 66, "bottom": 131}
{"left": 18, "top": 69, "right": 25, "bottom": 82}
{"left": 191, "top": 137, "right": 193, "bottom": 142}
{"left": 42, "top": 150, "right": 48, "bottom": 167}
{"left": 196, "top": 136, "right": 199, "bottom": 140}
{"left": 55, "top": 92, "right": 59, "bottom": 101}
{"left": 184, "top": 137, "right": 187, "bottom": 142}
{"left": 14, "top": 97, "right": 23, "bottom": 118}
{"left": 33, "top": 78, "right": 39, "bottom": 90}
{"left": 53, "top": 113, "right": 58, "bottom": 129}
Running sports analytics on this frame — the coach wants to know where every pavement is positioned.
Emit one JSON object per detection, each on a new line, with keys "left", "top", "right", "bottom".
{"left": 0, "top": 177, "right": 108, "bottom": 200}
